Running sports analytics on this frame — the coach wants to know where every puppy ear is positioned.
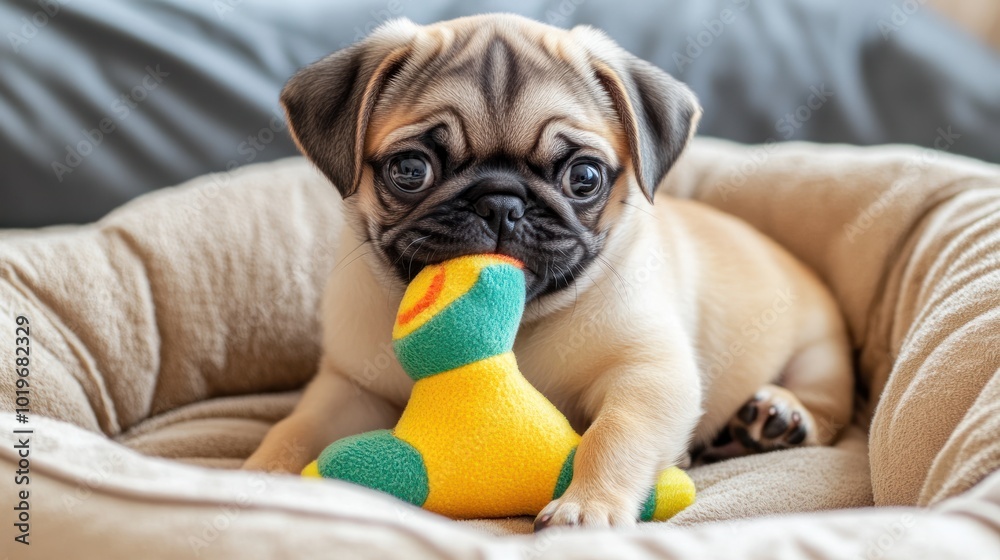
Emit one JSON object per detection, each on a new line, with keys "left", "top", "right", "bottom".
{"left": 581, "top": 33, "right": 702, "bottom": 202}
{"left": 281, "top": 20, "right": 418, "bottom": 198}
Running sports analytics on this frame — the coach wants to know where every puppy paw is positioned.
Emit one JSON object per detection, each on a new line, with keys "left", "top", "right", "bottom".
{"left": 731, "top": 385, "right": 815, "bottom": 451}
{"left": 697, "top": 385, "right": 815, "bottom": 464}
{"left": 533, "top": 491, "right": 637, "bottom": 531}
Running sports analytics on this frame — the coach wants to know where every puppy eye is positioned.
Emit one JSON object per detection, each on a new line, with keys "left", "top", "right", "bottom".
{"left": 387, "top": 153, "right": 434, "bottom": 193}
{"left": 561, "top": 160, "right": 604, "bottom": 199}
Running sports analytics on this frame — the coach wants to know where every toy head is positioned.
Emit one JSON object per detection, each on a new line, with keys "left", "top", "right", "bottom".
{"left": 392, "top": 254, "right": 525, "bottom": 381}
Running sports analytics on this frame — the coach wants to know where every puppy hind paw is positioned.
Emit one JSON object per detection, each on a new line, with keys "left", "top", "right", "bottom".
{"left": 733, "top": 386, "right": 815, "bottom": 449}
{"left": 697, "top": 385, "right": 815, "bottom": 464}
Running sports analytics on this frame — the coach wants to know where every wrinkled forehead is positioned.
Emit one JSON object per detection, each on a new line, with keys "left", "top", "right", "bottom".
{"left": 365, "top": 25, "right": 623, "bottom": 164}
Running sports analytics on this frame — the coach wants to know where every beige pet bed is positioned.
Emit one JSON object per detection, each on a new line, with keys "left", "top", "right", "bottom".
{"left": 2, "top": 138, "right": 999, "bottom": 558}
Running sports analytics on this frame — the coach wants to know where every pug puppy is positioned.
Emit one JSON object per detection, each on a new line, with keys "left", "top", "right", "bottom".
{"left": 244, "top": 14, "right": 854, "bottom": 530}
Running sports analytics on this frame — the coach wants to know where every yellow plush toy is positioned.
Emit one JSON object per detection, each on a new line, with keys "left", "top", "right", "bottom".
{"left": 303, "top": 254, "right": 695, "bottom": 521}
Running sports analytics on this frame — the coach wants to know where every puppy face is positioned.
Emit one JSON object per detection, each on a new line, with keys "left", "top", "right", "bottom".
{"left": 282, "top": 15, "right": 700, "bottom": 303}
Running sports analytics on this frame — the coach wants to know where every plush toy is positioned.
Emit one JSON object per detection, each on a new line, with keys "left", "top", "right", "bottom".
{"left": 303, "top": 254, "right": 695, "bottom": 521}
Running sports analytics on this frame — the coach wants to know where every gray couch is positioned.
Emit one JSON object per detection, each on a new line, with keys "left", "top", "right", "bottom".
{"left": 2, "top": 0, "right": 999, "bottom": 227}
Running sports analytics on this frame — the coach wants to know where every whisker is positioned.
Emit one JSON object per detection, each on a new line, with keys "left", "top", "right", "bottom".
{"left": 570, "top": 265, "right": 579, "bottom": 321}
{"left": 597, "top": 254, "right": 632, "bottom": 288}
{"left": 392, "top": 234, "right": 431, "bottom": 268}
{"left": 335, "top": 249, "right": 377, "bottom": 277}
{"left": 592, "top": 256, "right": 627, "bottom": 306}
{"left": 552, "top": 261, "right": 581, "bottom": 323}
{"left": 407, "top": 237, "right": 429, "bottom": 279}
{"left": 331, "top": 240, "right": 372, "bottom": 274}
{"left": 582, "top": 268, "right": 611, "bottom": 308}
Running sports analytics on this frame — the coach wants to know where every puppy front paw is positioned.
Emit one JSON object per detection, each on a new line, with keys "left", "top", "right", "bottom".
{"left": 533, "top": 490, "right": 638, "bottom": 531}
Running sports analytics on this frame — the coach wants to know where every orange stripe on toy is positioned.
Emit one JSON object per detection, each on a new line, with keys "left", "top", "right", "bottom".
{"left": 392, "top": 254, "right": 522, "bottom": 340}
{"left": 398, "top": 266, "right": 446, "bottom": 326}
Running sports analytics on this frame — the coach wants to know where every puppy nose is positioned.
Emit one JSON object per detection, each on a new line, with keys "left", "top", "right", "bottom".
{"left": 474, "top": 194, "right": 525, "bottom": 237}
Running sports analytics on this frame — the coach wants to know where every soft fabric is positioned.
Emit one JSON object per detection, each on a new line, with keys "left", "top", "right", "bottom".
{"left": 664, "top": 140, "right": 1000, "bottom": 507}
{"left": 305, "top": 255, "right": 696, "bottom": 521}
{"left": 5, "top": 0, "right": 1000, "bottom": 227}
{"left": 1, "top": 138, "right": 1000, "bottom": 558}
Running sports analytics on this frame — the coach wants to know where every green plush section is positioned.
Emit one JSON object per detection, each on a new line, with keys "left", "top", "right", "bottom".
{"left": 552, "top": 447, "right": 577, "bottom": 499}
{"left": 316, "top": 429, "right": 429, "bottom": 507}
{"left": 639, "top": 486, "right": 657, "bottom": 522}
{"left": 394, "top": 263, "right": 525, "bottom": 380}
